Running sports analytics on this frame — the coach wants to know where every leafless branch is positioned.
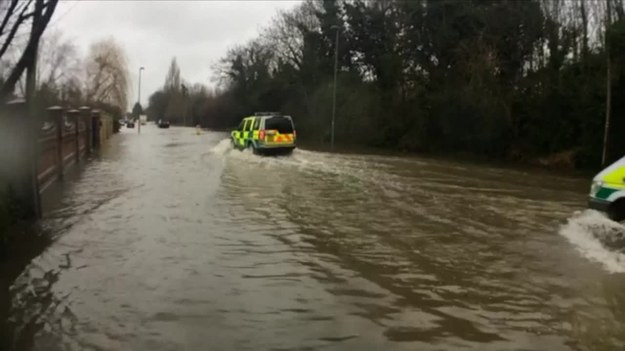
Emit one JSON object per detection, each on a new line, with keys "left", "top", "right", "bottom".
{"left": 0, "top": 0, "right": 59, "bottom": 100}
{"left": 0, "top": 0, "right": 19, "bottom": 37}
{"left": 0, "top": 5, "right": 35, "bottom": 59}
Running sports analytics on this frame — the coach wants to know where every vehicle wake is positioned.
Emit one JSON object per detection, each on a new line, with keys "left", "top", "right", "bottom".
{"left": 560, "top": 210, "right": 625, "bottom": 273}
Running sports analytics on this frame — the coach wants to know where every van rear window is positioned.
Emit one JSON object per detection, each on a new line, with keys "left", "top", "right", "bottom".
{"left": 265, "top": 117, "right": 294, "bottom": 133}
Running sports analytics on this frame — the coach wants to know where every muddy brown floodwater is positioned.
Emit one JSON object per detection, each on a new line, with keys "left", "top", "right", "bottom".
{"left": 4, "top": 125, "right": 625, "bottom": 351}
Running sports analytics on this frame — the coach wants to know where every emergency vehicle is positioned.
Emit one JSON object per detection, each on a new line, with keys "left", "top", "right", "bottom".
{"left": 231, "top": 113, "right": 296, "bottom": 155}
{"left": 588, "top": 155, "right": 625, "bottom": 221}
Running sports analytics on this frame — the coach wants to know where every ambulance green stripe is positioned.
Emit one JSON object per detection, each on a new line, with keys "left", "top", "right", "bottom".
{"left": 596, "top": 187, "right": 618, "bottom": 200}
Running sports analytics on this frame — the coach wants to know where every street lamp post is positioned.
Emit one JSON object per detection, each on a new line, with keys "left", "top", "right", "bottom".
{"left": 138, "top": 66, "right": 144, "bottom": 134}
{"left": 331, "top": 25, "right": 340, "bottom": 149}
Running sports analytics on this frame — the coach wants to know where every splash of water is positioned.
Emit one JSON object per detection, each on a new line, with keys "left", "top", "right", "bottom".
{"left": 560, "top": 210, "right": 625, "bottom": 273}
{"left": 210, "top": 139, "right": 234, "bottom": 156}
{"left": 214, "top": 141, "right": 407, "bottom": 196}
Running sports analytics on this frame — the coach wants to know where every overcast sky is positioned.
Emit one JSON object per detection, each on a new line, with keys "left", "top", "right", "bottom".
{"left": 50, "top": 0, "right": 300, "bottom": 110}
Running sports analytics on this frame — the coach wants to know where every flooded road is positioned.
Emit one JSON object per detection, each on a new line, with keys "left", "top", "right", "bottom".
{"left": 5, "top": 126, "right": 625, "bottom": 350}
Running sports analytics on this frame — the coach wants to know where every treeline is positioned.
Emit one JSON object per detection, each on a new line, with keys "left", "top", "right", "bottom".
{"left": 144, "top": 58, "right": 235, "bottom": 128}
{"left": 30, "top": 36, "right": 130, "bottom": 118}
{"left": 1, "top": 12, "right": 131, "bottom": 119}
{"left": 149, "top": 0, "right": 625, "bottom": 169}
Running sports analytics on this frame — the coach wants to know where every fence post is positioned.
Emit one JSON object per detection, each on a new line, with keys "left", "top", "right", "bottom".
{"left": 1, "top": 99, "right": 41, "bottom": 219}
{"left": 68, "top": 109, "right": 80, "bottom": 163}
{"left": 79, "top": 106, "right": 91, "bottom": 153}
{"left": 47, "top": 106, "right": 64, "bottom": 180}
{"left": 91, "top": 110, "right": 101, "bottom": 148}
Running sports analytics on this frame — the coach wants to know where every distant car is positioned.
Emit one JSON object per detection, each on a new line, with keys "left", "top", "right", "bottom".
{"left": 126, "top": 121, "right": 135, "bottom": 128}
{"left": 231, "top": 112, "right": 296, "bottom": 155}
{"left": 158, "top": 120, "right": 170, "bottom": 129}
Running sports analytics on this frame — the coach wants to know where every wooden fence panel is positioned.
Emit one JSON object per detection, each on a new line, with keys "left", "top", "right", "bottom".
{"left": 37, "top": 121, "right": 59, "bottom": 193}
{"left": 61, "top": 117, "right": 77, "bottom": 170}
{"left": 2, "top": 102, "right": 113, "bottom": 219}
{"left": 78, "top": 118, "right": 87, "bottom": 158}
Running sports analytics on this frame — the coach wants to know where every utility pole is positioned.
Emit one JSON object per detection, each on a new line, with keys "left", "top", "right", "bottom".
{"left": 602, "top": 1, "right": 612, "bottom": 166}
{"left": 182, "top": 83, "right": 188, "bottom": 127}
{"left": 331, "top": 25, "right": 340, "bottom": 149}
{"left": 138, "top": 66, "right": 144, "bottom": 134}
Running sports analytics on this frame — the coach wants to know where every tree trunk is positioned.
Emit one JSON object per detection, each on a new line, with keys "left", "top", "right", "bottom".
{"left": 602, "top": 0, "right": 613, "bottom": 166}
{"left": 615, "top": 0, "right": 624, "bottom": 20}
{"left": 25, "top": 0, "right": 43, "bottom": 108}
{"left": 580, "top": 0, "right": 588, "bottom": 61}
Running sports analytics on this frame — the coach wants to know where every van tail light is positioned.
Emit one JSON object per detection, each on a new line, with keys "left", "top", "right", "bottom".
{"left": 293, "top": 130, "right": 296, "bottom": 138}
{"left": 259, "top": 129, "right": 265, "bottom": 140}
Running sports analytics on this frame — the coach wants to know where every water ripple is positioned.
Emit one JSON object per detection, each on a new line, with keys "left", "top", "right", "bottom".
{"left": 4, "top": 130, "right": 623, "bottom": 351}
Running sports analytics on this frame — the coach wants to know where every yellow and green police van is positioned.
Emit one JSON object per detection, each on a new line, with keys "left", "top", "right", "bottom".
{"left": 230, "top": 112, "right": 296, "bottom": 155}
{"left": 589, "top": 156, "right": 625, "bottom": 222}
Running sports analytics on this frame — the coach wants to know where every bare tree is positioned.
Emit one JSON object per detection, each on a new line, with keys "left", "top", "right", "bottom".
{"left": 262, "top": 0, "right": 321, "bottom": 70}
{"left": 163, "top": 57, "right": 185, "bottom": 123}
{"left": 164, "top": 57, "right": 181, "bottom": 92}
{"left": 37, "top": 30, "right": 80, "bottom": 89}
{"left": 0, "top": 0, "right": 59, "bottom": 101}
{"left": 84, "top": 38, "right": 129, "bottom": 111}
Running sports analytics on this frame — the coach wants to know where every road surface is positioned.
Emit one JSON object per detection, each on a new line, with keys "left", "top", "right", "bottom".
{"left": 6, "top": 125, "right": 625, "bottom": 350}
